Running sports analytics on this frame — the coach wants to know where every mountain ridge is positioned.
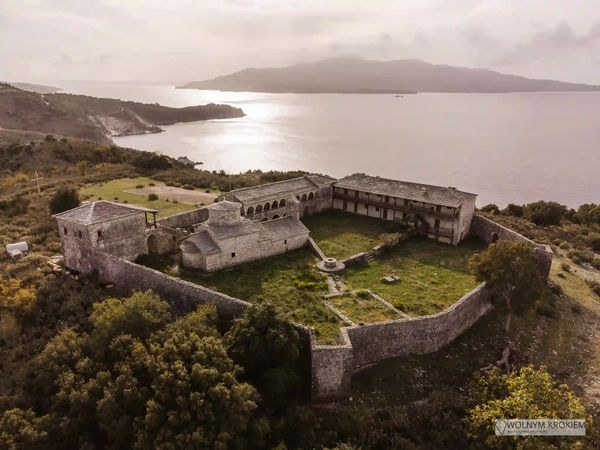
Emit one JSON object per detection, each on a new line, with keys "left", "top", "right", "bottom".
{"left": 178, "top": 57, "right": 600, "bottom": 93}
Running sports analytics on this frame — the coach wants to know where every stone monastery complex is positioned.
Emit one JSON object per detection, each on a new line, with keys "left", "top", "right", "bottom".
{"left": 53, "top": 172, "right": 552, "bottom": 398}
{"left": 55, "top": 173, "right": 477, "bottom": 273}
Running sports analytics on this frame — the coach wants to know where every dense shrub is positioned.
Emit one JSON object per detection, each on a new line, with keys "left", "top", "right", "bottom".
{"left": 480, "top": 204, "right": 500, "bottom": 214}
{"left": 182, "top": 184, "right": 195, "bottom": 190}
{"left": 576, "top": 203, "right": 600, "bottom": 225}
{"left": 135, "top": 184, "right": 144, "bottom": 189}
{"left": 48, "top": 186, "right": 80, "bottom": 214}
{"left": 147, "top": 193, "right": 158, "bottom": 201}
{"left": 523, "top": 201, "right": 566, "bottom": 226}
{"left": 0, "top": 195, "right": 30, "bottom": 217}
{"left": 501, "top": 203, "right": 524, "bottom": 217}
{"left": 132, "top": 152, "right": 172, "bottom": 170}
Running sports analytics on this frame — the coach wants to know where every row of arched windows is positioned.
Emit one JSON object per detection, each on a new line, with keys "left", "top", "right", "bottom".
{"left": 247, "top": 198, "right": 287, "bottom": 215}
{"left": 245, "top": 191, "right": 318, "bottom": 216}
{"left": 295, "top": 191, "right": 317, "bottom": 202}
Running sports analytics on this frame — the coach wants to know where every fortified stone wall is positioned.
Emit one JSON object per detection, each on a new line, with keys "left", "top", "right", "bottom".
{"left": 346, "top": 284, "right": 490, "bottom": 368}
{"left": 93, "top": 251, "right": 250, "bottom": 318}
{"left": 469, "top": 214, "right": 553, "bottom": 280}
{"left": 311, "top": 284, "right": 491, "bottom": 399}
{"left": 156, "top": 208, "right": 209, "bottom": 229}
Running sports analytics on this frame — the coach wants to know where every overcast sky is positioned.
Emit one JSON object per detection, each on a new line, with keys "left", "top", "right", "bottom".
{"left": 2, "top": 0, "right": 600, "bottom": 84}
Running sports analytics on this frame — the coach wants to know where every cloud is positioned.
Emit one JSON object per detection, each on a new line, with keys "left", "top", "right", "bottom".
{"left": 493, "top": 21, "right": 600, "bottom": 66}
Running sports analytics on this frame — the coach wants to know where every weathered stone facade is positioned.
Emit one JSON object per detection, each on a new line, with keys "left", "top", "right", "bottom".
{"left": 180, "top": 201, "right": 310, "bottom": 271}
{"left": 54, "top": 201, "right": 155, "bottom": 272}
{"left": 225, "top": 174, "right": 335, "bottom": 221}
{"left": 332, "top": 174, "right": 476, "bottom": 245}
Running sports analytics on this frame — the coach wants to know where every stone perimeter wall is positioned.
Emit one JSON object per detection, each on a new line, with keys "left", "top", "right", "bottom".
{"left": 469, "top": 214, "right": 553, "bottom": 280}
{"left": 311, "top": 214, "right": 553, "bottom": 400}
{"left": 81, "top": 214, "right": 552, "bottom": 401}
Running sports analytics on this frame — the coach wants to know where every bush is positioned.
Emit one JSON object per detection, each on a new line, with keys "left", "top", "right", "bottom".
{"left": 560, "top": 262, "right": 571, "bottom": 272}
{"left": 135, "top": 184, "right": 144, "bottom": 189}
{"left": 480, "top": 204, "right": 499, "bottom": 214}
{"left": 523, "top": 201, "right": 566, "bottom": 226}
{"left": 576, "top": 203, "right": 600, "bottom": 225}
{"left": 501, "top": 203, "right": 524, "bottom": 217}
{"left": 182, "top": 184, "right": 195, "bottom": 190}
{"left": 49, "top": 186, "right": 80, "bottom": 214}
{"left": 586, "top": 232, "right": 600, "bottom": 252}
{"left": 147, "top": 193, "right": 158, "bottom": 201}
{"left": 148, "top": 182, "right": 155, "bottom": 187}
{"left": 355, "top": 289, "right": 370, "bottom": 299}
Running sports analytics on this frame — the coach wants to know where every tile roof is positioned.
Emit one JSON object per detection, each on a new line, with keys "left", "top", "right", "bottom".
{"left": 52, "top": 201, "right": 155, "bottom": 225}
{"left": 181, "top": 230, "right": 220, "bottom": 255}
{"left": 259, "top": 216, "right": 310, "bottom": 241}
{"left": 230, "top": 175, "right": 334, "bottom": 204}
{"left": 334, "top": 174, "right": 476, "bottom": 208}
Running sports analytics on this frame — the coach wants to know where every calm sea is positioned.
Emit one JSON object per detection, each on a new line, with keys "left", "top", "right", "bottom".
{"left": 58, "top": 81, "right": 600, "bottom": 207}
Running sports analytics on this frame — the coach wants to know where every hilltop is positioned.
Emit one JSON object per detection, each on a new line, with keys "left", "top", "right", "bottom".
{"left": 179, "top": 57, "right": 600, "bottom": 94}
{"left": 0, "top": 83, "right": 244, "bottom": 144}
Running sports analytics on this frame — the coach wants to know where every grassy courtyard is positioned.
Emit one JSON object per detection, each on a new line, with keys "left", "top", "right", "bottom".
{"left": 328, "top": 292, "right": 403, "bottom": 324}
{"left": 343, "top": 237, "right": 486, "bottom": 316}
{"left": 80, "top": 176, "right": 195, "bottom": 217}
{"left": 141, "top": 249, "right": 345, "bottom": 344}
{"left": 302, "top": 209, "right": 407, "bottom": 260}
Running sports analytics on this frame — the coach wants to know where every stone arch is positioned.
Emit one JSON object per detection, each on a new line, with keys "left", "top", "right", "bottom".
{"left": 308, "top": 192, "right": 314, "bottom": 200}
{"left": 247, "top": 206, "right": 254, "bottom": 215}
{"left": 256, "top": 204, "right": 262, "bottom": 213}
{"left": 280, "top": 198, "right": 286, "bottom": 207}
{"left": 264, "top": 202, "right": 271, "bottom": 211}
{"left": 260, "top": 217, "right": 268, "bottom": 222}
{"left": 272, "top": 200, "right": 279, "bottom": 209}
{"left": 301, "top": 193, "right": 308, "bottom": 202}
{"left": 272, "top": 215, "right": 280, "bottom": 219}
{"left": 296, "top": 195, "right": 301, "bottom": 201}
{"left": 282, "top": 213, "right": 287, "bottom": 217}
{"left": 147, "top": 234, "right": 159, "bottom": 254}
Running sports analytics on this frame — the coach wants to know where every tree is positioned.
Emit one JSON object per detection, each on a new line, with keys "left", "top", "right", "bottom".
{"left": 226, "top": 302, "right": 301, "bottom": 408}
{"left": 502, "top": 203, "right": 524, "bottom": 217}
{"left": 469, "top": 241, "right": 543, "bottom": 331}
{"left": 89, "top": 290, "right": 171, "bottom": 350}
{"left": 523, "top": 201, "right": 566, "bottom": 226}
{"left": 0, "top": 409, "right": 52, "bottom": 450}
{"left": 48, "top": 186, "right": 80, "bottom": 214}
{"left": 466, "top": 365, "right": 590, "bottom": 450}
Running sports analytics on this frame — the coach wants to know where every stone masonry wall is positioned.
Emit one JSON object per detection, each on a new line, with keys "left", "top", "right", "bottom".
{"left": 156, "top": 208, "right": 209, "bottom": 229}
{"left": 346, "top": 284, "right": 491, "bottom": 368}
{"left": 469, "top": 214, "right": 553, "bottom": 280}
{"left": 93, "top": 251, "right": 250, "bottom": 318}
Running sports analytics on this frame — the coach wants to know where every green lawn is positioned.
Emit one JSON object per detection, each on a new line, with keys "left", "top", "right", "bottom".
{"left": 141, "top": 249, "right": 345, "bottom": 344}
{"left": 328, "top": 293, "right": 403, "bottom": 324}
{"left": 302, "top": 210, "right": 407, "bottom": 260}
{"left": 80, "top": 176, "right": 194, "bottom": 217}
{"left": 343, "top": 237, "right": 486, "bottom": 316}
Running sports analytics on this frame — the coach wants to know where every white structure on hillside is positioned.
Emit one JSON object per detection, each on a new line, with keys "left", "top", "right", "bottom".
{"left": 180, "top": 201, "right": 309, "bottom": 271}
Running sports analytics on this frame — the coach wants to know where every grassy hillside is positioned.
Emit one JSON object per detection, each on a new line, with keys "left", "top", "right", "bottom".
{"left": 0, "top": 83, "right": 244, "bottom": 144}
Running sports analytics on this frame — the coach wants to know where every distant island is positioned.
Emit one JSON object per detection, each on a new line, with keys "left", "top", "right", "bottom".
{"left": 178, "top": 56, "right": 600, "bottom": 94}
{"left": 0, "top": 83, "right": 244, "bottom": 144}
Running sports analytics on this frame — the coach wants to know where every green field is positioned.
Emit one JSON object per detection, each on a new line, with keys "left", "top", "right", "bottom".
{"left": 328, "top": 292, "right": 403, "bottom": 324}
{"left": 80, "top": 176, "right": 194, "bottom": 217}
{"left": 344, "top": 237, "right": 486, "bottom": 316}
{"left": 302, "top": 210, "right": 407, "bottom": 259}
{"left": 140, "top": 249, "right": 345, "bottom": 344}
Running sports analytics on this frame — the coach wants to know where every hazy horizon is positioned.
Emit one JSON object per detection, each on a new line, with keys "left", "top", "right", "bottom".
{"left": 2, "top": 0, "right": 600, "bottom": 85}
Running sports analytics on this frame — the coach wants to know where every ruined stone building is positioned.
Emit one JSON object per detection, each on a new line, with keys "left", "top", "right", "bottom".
{"left": 332, "top": 174, "right": 477, "bottom": 245}
{"left": 179, "top": 200, "right": 309, "bottom": 271}
{"left": 53, "top": 201, "right": 158, "bottom": 272}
